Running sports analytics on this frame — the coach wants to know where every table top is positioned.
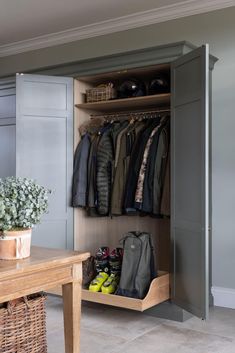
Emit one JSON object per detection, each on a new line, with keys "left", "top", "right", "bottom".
{"left": 0, "top": 246, "right": 90, "bottom": 280}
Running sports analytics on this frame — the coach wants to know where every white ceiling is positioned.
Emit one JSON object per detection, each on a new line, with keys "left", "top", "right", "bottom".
{"left": 0, "top": 0, "right": 185, "bottom": 45}
{"left": 0, "top": 0, "right": 234, "bottom": 56}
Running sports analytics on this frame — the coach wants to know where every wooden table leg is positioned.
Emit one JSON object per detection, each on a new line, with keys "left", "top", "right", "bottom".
{"left": 62, "top": 263, "right": 82, "bottom": 353}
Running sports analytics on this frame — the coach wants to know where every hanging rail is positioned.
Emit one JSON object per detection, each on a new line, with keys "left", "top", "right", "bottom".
{"left": 90, "top": 108, "right": 170, "bottom": 120}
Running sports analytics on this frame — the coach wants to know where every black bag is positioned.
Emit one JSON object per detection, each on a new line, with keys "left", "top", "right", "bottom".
{"left": 116, "top": 231, "right": 157, "bottom": 299}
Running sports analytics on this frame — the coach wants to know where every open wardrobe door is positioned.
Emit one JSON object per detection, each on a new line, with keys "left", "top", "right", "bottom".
{"left": 171, "top": 45, "right": 210, "bottom": 319}
{"left": 16, "top": 74, "right": 74, "bottom": 250}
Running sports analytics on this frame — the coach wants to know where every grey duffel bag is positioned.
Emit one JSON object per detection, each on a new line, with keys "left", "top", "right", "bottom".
{"left": 116, "top": 231, "right": 157, "bottom": 299}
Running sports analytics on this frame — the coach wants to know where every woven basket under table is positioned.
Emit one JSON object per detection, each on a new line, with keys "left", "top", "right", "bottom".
{"left": 0, "top": 293, "right": 47, "bottom": 353}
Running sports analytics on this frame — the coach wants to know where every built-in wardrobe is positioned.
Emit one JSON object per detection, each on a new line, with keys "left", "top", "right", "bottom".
{"left": 0, "top": 41, "right": 217, "bottom": 320}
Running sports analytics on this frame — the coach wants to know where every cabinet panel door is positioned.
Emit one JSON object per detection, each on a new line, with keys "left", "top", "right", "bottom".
{"left": 171, "top": 45, "right": 209, "bottom": 319}
{"left": 0, "top": 125, "right": 16, "bottom": 178}
{"left": 16, "top": 74, "right": 73, "bottom": 250}
{"left": 0, "top": 81, "right": 16, "bottom": 178}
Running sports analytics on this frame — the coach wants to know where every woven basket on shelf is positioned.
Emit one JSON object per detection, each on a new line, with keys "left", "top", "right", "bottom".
{"left": 0, "top": 293, "right": 47, "bottom": 353}
{"left": 86, "top": 85, "right": 117, "bottom": 103}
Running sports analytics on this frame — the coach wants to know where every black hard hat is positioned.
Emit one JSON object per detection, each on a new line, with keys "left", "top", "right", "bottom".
{"left": 117, "top": 78, "right": 146, "bottom": 98}
{"left": 148, "top": 74, "right": 170, "bottom": 95}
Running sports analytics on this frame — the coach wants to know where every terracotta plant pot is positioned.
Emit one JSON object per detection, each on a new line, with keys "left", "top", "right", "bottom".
{"left": 0, "top": 229, "right": 32, "bottom": 260}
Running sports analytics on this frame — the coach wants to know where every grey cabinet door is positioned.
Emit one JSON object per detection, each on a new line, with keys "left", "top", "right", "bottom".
{"left": 0, "top": 125, "right": 16, "bottom": 178}
{"left": 171, "top": 45, "right": 209, "bottom": 319}
{"left": 0, "top": 81, "right": 16, "bottom": 178}
{"left": 16, "top": 74, "right": 73, "bottom": 250}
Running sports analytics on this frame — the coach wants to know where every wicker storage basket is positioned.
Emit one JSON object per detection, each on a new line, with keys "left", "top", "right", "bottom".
{"left": 86, "top": 85, "right": 117, "bottom": 103}
{"left": 0, "top": 294, "right": 47, "bottom": 353}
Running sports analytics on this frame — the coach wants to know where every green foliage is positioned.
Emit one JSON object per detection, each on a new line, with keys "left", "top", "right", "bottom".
{"left": 0, "top": 177, "right": 51, "bottom": 231}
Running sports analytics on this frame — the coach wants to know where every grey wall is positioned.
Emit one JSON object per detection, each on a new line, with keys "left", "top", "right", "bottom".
{"left": 1, "top": 7, "right": 234, "bottom": 289}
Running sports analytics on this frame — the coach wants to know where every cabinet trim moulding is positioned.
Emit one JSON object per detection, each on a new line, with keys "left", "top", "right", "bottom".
{"left": 0, "top": 0, "right": 234, "bottom": 58}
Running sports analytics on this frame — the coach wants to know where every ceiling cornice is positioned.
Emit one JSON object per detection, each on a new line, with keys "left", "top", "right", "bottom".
{"left": 0, "top": 0, "right": 234, "bottom": 58}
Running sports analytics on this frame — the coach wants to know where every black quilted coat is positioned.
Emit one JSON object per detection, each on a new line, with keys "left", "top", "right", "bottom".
{"left": 96, "top": 128, "right": 114, "bottom": 215}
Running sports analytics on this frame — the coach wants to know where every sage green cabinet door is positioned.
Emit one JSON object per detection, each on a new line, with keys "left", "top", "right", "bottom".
{"left": 171, "top": 45, "right": 209, "bottom": 319}
{"left": 16, "top": 74, "right": 73, "bottom": 250}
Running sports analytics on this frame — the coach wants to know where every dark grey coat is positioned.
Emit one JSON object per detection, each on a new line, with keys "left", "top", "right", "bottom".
{"left": 141, "top": 118, "right": 169, "bottom": 214}
{"left": 72, "top": 133, "right": 91, "bottom": 207}
{"left": 153, "top": 121, "right": 170, "bottom": 215}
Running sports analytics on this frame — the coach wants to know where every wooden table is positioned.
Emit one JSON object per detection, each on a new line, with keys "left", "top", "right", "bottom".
{"left": 0, "top": 246, "right": 90, "bottom": 353}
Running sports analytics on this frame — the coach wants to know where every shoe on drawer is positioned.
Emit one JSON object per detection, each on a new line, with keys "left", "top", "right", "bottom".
{"left": 89, "top": 272, "right": 109, "bottom": 292}
{"left": 101, "top": 273, "right": 120, "bottom": 294}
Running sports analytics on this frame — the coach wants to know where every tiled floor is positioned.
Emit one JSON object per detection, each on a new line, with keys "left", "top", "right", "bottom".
{"left": 46, "top": 296, "right": 235, "bottom": 353}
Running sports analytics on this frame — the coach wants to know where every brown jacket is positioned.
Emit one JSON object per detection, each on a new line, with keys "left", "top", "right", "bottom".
{"left": 111, "top": 121, "right": 144, "bottom": 215}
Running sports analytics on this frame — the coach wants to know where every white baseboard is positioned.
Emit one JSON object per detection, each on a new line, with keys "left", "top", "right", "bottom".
{"left": 212, "top": 286, "right": 235, "bottom": 309}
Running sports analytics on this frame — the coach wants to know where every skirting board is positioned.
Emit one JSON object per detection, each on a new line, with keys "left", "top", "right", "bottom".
{"left": 212, "top": 286, "right": 235, "bottom": 309}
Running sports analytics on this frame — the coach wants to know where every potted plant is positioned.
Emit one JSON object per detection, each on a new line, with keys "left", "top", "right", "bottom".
{"left": 0, "top": 177, "right": 50, "bottom": 260}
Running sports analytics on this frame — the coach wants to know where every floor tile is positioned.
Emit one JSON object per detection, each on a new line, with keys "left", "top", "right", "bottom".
{"left": 46, "top": 296, "right": 64, "bottom": 332}
{"left": 163, "top": 306, "right": 235, "bottom": 340}
{"left": 47, "top": 296, "right": 163, "bottom": 341}
{"left": 47, "top": 328, "right": 64, "bottom": 353}
{"left": 81, "top": 303, "right": 163, "bottom": 340}
{"left": 111, "top": 324, "right": 235, "bottom": 353}
{"left": 47, "top": 327, "right": 127, "bottom": 353}
{"left": 46, "top": 296, "right": 235, "bottom": 353}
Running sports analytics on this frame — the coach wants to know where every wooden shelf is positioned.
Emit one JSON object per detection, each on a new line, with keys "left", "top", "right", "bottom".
{"left": 81, "top": 271, "right": 170, "bottom": 312}
{"left": 75, "top": 94, "right": 170, "bottom": 112}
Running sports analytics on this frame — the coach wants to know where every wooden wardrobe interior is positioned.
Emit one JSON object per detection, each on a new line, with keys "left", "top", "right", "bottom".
{"left": 74, "top": 63, "right": 171, "bottom": 274}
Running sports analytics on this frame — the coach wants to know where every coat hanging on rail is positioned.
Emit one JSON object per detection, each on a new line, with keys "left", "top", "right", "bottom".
{"left": 72, "top": 109, "right": 170, "bottom": 218}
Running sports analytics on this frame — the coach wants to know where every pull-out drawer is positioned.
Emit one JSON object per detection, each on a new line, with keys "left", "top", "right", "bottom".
{"left": 82, "top": 271, "right": 170, "bottom": 312}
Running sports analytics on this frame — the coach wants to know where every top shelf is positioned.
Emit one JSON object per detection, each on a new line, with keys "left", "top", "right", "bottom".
{"left": 75, "top": 93, "right": 171, "bottom": 112}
